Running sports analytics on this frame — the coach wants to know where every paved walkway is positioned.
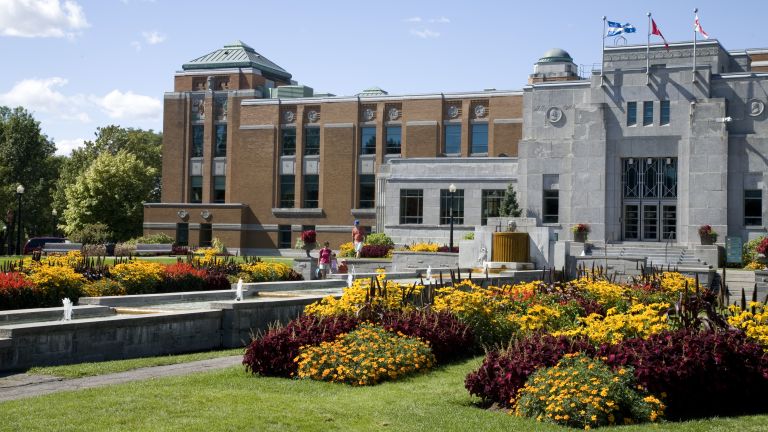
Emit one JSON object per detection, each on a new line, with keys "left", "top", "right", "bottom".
{"left": 0, "top": 355, "right": 242, "bottom": 402}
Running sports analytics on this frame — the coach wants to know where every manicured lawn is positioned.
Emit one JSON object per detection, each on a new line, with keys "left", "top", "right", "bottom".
{"left": 3, "top": 357, "right": 767, "bottom": 431}
{"left": 27, "top": 348, "right": 244, "bottom": 379}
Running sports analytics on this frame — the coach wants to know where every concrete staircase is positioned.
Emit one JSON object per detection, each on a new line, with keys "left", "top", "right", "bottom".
{"left": 720, "top": 269, "right": 762, "bottom": 304}
{"left": 590, "top": 242, "right": 710, "bottom": 270}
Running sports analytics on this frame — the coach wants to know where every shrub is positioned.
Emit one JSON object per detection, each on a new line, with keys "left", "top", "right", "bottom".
{"left": 296, "top": 323, "right": 435, "bottom": 386}
{"left": 124, "top": 233, "right": 175, "bottom": 245}
{"left": 437, "top": 245, "right": 459, "bottom": 253}
{"left": 304, "top": 276, "right": 424, "bottom": 318}
{"left": 114, "top": 243, "right": 136, "bottom": 256}
{"left": 514, "top": 354, "right": 665, "bottom": 428}
{"left": 243, "top": 314, "right": 361, "bottom": 377}
{"left": 68, "top": 223, "right": 114, "bottom": 245}
{"left": 406, "top": 242, "right": 439, "bottom": 252}
{"left": 158, "top": 263, "right": 207, "bottom": 293}
{"left": 82, "top": 279, "right": 125, "bottom": 297}
{"left": 203, "top": 271, "right": 231, "bottom": 291}
{"left": 82, "top": 244, "right": 107, "bottom": 257}
{"left": 338, "top": 242, "right": 356, "bottom": 258}
{"left": 238, "top": 262, "right": 294, "bottom": 282}
{"left": 26, "top": 265, "right": 86, "bottom": 304}
{"left": 365, "top": 232, "right": 394, "bottom": 247}
{"left": 465, "top": 335, "right": 595, "bottom": 407}
{"left": 572, "top": 223, "right": 590, "bottom": 234}
{"left": 380, "top": 310, "right": 476, "bottom": 363}
{"left": 551, "top": 302, "right": 670, "bottom": 345}
{"left": 599, "top": 329, "right": 768, "bottom": 419}
{"left": 758, "top": 237, "right": 768, "bottom": 256}
{"left": 463, "top": 232, "right": 475, "bottom": 240}
{"left": 727, "top": 303, "right": 768, "bottom": 347}
{"left": 300, "top": 230, "right": 316, "bottom": 244}
{"left": 110, "top": 260, "right": 164, "bottom": 294}
{"left": 360, "top": 244, "right": 392, "bottom": 258}
{"left": 0, "top": 272, "right": 46, "bottom": 310}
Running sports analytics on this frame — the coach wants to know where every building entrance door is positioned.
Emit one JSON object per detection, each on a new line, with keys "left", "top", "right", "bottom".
{"left": 621, "top": 158, "right": 677, "bottom": 242}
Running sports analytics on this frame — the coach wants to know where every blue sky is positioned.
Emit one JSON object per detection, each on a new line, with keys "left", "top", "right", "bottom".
{"left": 1, "top": 0, "right": 766, "bottom": 155}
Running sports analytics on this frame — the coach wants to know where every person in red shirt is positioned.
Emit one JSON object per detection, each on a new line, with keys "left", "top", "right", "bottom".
{"left": 317, "top": 241, "right": 332, "bottom": 279}
{"left": 352, "top": 220, "right": 365, "bottom": 258}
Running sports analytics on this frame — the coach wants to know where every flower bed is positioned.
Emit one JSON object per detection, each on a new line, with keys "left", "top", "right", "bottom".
{"left": 0, "top": 252, "right": 302, "bottom": 311}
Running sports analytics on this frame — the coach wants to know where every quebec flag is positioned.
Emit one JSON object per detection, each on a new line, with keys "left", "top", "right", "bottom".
{"left": 606, "top": 21, "right": 636, "bottom": 37}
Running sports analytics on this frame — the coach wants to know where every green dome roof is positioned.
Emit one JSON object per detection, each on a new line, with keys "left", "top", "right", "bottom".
{"left": 537, "top": 48, "right": 573, "bottom": 63}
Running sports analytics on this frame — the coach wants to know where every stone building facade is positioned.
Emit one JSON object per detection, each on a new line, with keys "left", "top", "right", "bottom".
{"left": 144, "top": 39, "right": 768, "bottom": 256}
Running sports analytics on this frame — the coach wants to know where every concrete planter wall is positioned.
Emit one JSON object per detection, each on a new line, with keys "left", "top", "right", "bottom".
{"left": 756, "top": 270, "right": 768, "bottom": 301}
{"left": 391, "top": 251, "right": 459, "bottom": 272}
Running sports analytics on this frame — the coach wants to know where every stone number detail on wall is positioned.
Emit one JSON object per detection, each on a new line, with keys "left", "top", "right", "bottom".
{"left": 283, "top": 110, "right": 295, "bottom": 123}
{"left": 474, "top": 105, "right": 487, "bottom": 118}
{"left": 546, "top": 107, "right": 563, "bottom": 124}
{"left": 362, "top": 108, "right": 375, "bottom": 121}
{"left": 387, "top": 107, "right": 400, "bottom": 121}
{"left": 307, "top": 110, "right": 319, "bottom": 123}
{"left": 748, "top": 99, "right": 765, "bottom": 117}
{"left": 447, "top": 105, "right": 460, "bottom": 119}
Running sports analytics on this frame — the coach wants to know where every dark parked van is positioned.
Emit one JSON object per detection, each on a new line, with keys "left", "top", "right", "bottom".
{"left": 23, "top": 237, "right": 66, "bottom": 255}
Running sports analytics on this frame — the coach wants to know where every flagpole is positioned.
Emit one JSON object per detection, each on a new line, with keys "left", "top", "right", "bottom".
{"left": 601, "top": 16, "right": 606, "bottom": 86}
{"left": 693, "top": 8, "right": 698, "bottom": 83}
{"left": 646, "top": 12, "right": 651, "bottom": 85}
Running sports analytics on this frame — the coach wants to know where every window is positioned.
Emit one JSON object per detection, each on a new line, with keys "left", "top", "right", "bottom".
{"left": 385, "top": 126, "right": 401, "bottom": 154}
{"left": 281, "top": 128, "right": 296, "bottom": 156}
{"left": 643, "top": 101, "right": 653, "bottom": 126}
{"left": 543, "top": 190, "right": 559, "bottom": 223}
{"left": 745, "top": 190, "right": 763, "bottom": 226}
{"left": 627, "top": 102, "right": 637, "bottom": 126}
{"left": 444, "top": 124, "right": 461, "bottom": 154}
{"left": 191, "top": 125, "right": 204, "bottom": 157}
{"left": 360, "top": 127, "right": 376, "bottom": 155}
{"left": 359, "top": 174, "right": 375, "bottom": 209}
{"left": 279, "top": 175, "right": 295, "bottom": 207}
{"left": 470, "top": 123, "right": 488, "bottom": 154}
{"left": 399, "top": 189, "right": 423, "bottom": 224}
{"left": 440, "top": 189, "right": 465, "bottom": 225}
{"left": 190, "top": 176, "right": 203, "bottom": 203}
{"left": 199, "top": 223, "right": 212, "bottom": 248}
{"left": 660, "top": 100, "right": 670, "bottom": 125}
{"left": 213, "top": 176, "right": 225, "bottom": 203}
{"left": 304, "top": 127, "right": 320, "bottom": 155}
{"left": 175, "top": 223, "right": 189, "bottom": 246}
{"left": 481, "top": 189, "right": 505, "bottom": 225}
{"left": 215, "top": 124, "right": 227, "bottom": 157}
{"left": 303, "top": 175, "right": 319, "bottom": 208}
{"left": 278, "top": 225, "right": 292, "bottom": 248}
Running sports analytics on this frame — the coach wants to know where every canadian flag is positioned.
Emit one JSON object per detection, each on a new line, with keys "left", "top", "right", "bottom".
{"left": 651, "top": 19, "right": 669, "bottom": 50}
{"left": 695, "top": 14, "right": 709, "bottom": 39}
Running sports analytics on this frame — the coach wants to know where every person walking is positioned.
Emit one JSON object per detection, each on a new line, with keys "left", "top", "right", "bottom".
{"left": 352, "top": 220, "right": 365, "bottom": 259}
{"left": 317, "top": 241, "right": 332, "bottom": 279}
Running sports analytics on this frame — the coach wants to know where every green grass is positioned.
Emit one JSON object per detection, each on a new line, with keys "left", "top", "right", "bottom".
{"left": 3, "top": 357, "right": 768, "bottom": 431}
{"left": 0, "top": 255, "right": 294, "bottom": 266}
{"left": 26, "top": 348, "right": 244, "bottom": 379}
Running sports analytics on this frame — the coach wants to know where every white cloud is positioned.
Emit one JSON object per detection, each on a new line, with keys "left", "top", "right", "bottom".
{"left": 0, "top": 77, "right": 91, "bottom": 122}
{"left": 403, "top": 16, "right": 421, "bottom": 22}
{"left": 55, "top": 137, "right": 85, "bottom": 155}
{"left": 142, "top": 30, "right": 165, "bottom": 45}
{"left": 94, "top": 90, "right": 161, "bottom": 121}
{"left": 429, "top": 16, "right": 450, "bottom": 24}
{"left": 410, "top": 29, "right": 440, "bottom": 39}
{"left": 0, "top": 0, "right": 89, "bottom": 38}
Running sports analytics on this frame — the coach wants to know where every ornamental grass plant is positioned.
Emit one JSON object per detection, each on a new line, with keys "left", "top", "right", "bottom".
{"left": 295, "top": 323, "right": 436, "bottom": 386}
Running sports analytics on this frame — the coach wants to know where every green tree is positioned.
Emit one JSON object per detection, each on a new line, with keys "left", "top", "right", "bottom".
{"left": 0, "top": 106, "right": 61, "bottom": 251}
{"left": 62, "top": 150, "right": 157, "bottom": 241}
{"left": 53, "top": 125, "right": 162, "bottom": 213}
{"left": 499, "top": 183, "right": 522, "bottom": 217}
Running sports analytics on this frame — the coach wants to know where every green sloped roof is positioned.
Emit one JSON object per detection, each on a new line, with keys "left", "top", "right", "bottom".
{"left": 357, "top": 86, "right": 388, "bottom": 96}
{"left": 182, "top": 40, "right": 292, "bottom": 80}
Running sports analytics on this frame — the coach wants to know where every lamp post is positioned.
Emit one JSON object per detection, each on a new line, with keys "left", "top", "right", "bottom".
{"left": 52, "top": 209, "right": 58, "bottom": 237}
{"left": 15, "top": 184, "right": 24, "bottom": 256}
{"left": 448, "top": 183, "right": 456, "bottom": 251}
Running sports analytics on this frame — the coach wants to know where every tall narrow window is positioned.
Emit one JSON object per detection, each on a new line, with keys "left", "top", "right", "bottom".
{"left": 199, "top": 223, "right": 212, "bottom": 247}
{"left": 385, "top": 126, "right": 401, "bottom": 154}
{"left": 481, "top": 189, "right": 505, "bottom": 225}
{"left": 278, "top": 225, "right": 292, "bottom": 248}
{"left": 190, "top": 176, "right": 203, "bottom": 203}
{"left": 360, "top": 127, "right": 376, "bottom": 155}
{"left": 281, "top": 128, "right": 296, "bottom": 156}
{"left": 399, "top": 189, "right": 423, "bottom": 224}
{"left": 444, "top": 124, "right": 461, "bottom": 154}
{"left": 440, "top": 189, "right": 465, "bottom": 225}
{"left": 359, "top": 174, "right": 375, "bottom": 209}
{"left": 303, "top": 175, "right": 319, "bottom": 208}
{"left": 279, "top": 175, "right": 295, "bottom": 207}
{"left": 627, "top": 102, "right": 637, "bottom": 126}
{"left": 643, "top": 101, "right": 653, "bottom": 126}
{"left": 470, "top": 123, "right": 488, "bottom": 154}
{"left": 213, "top": 176, "right": 225, "bottom": 203}
{"left": 175, "top": 223, "right": 189, "bottom": 246}
{"left": 660, "top": 100, "right": 670, "bottom": 125}
{"left": 543, "top": 190, "right": 559, "bottom": 223}
{"left": 304, "top": 127, "right": 320, "bottom": 155}
{"left": 191, "top": 125, "right": 204, "bottom": 157}
{"left": 745, "top": 190, "right": 763, "bottom": 226}
{"left": 214, "top": 124, "right": 227, "bottom": 157}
